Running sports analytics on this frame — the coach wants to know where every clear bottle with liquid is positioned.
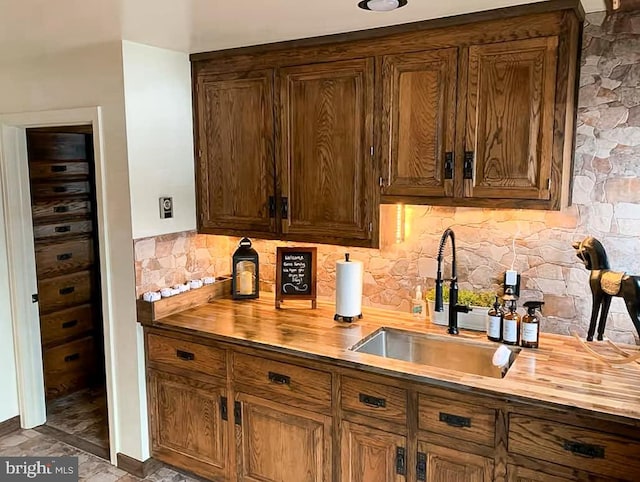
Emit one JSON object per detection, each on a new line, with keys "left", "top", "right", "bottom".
{"left": 521, "top": 301, "right": 544, "bottom": 348}
{"left": 487, "top": 296, "right": 503, "bottom": 342}
{"left": 502, "top": 298, "right": 520, "bottom": 346}
{"left": 411, "top": 285, "right": 426, "bottom": 320}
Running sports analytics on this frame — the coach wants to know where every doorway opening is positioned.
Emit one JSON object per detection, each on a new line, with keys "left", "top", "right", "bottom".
{"left": 25, "top": 125, "right": 109, "bottom": 459}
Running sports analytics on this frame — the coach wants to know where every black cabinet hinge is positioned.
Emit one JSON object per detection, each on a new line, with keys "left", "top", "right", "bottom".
{"left": 234, "top": 401, "right": 242, "bottom": 426}
{"left": 463, "top": 151, "right": 474, "bottom": 180}
{"left": 395, "top": 447, "right": 406, "bottom": 476}
{"left": 220, "top": 396, "right": 228, "bottom": 421}
{"left": 444, "top": 152, "right": 454, "bottom": 180}
{"left": 31, "top": 293, "right": 39, "bottom": 303}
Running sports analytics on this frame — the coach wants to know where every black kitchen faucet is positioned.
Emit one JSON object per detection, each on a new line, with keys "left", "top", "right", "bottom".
{"left": 435, "top": 228, "right": 472, "bottom": 335}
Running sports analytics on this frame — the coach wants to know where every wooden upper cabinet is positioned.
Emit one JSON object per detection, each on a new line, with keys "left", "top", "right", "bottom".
{"left": 464, "top": 37, "right": 558, "bottom": 201}
{"left": 194, "top": 69, "right": 276, "bottom": 237}
{"left": 381, "top": 48, "right": 458, "bottom": 200}
{"left": 278, "top": 59, "right": 377, "bottom": 247}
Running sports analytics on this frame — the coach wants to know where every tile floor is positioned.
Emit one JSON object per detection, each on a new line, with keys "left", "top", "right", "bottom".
{"left": 0, "top": 428, "right": 204, "bottom": 481}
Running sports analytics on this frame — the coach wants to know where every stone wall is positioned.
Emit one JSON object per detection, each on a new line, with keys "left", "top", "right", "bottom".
{"left": 134, "top": 11, "right": 640, "bottom": 344}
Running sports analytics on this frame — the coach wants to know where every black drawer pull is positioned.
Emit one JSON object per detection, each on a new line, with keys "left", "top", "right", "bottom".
{"left": 55, "top": 225, "right": 71, "bottom": 233}
{"left": 268, "top": 371, "right": 291, "bottom": 385}
{"left": 51, "top": 165, "right": 68, "bottom": 173}
{"left": 439, "top": 412, "right": 471, "bottom": 428}
{"left": 57, "top": 253, "right": 73, "bottom": 261}
{"left": 176, "top": 349, "right": 195, "bottom": 361}
{"left": 53, "top": 206, "right": 69, "bottom": 213}
{"left": 564, "top": 441, "right": 605, "bottom": 459}
{"left": 59, "top": 286, "right": 75, "bottom": 295}
{"left": 64, "top": 353, "right": 80, "bottom": 362}
{"left": 53, "top": 186, "right": 68, "bottom": 193}
{"left": 359, "top": 393, "right": 386, "bottom": 408}
{"left": 62, "top": 320, "right": 78, "bottom": 329}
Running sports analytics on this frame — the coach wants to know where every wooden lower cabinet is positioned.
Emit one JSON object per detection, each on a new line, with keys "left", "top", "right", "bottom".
{"left": 235, "top": 394, "right": 332, "bottom": 482}
{"left": 341, "top": 421, "right": 406, "bottom": 482}
{"left": 148, "top": 370, "right": 228, "bottom": 480}
{"left": 506, "top": 465, "right": 576, "bottom": 482}
{"left": 418, "top": 442, "right": 493, "bottom": 482}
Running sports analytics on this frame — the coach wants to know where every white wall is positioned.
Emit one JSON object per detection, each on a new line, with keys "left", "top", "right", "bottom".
{"left": 0, "top": 43, "right": 149, "bottom": 461}
{"left": 123, "top": 41, "right": 196, "bottom": 239}
{"left": 0, "top": 194, "right": 19, "bottom": 422}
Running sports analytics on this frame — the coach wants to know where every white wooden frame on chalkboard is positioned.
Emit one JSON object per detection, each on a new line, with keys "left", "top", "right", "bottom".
{"left": 275, "top": 247, "right": 317, "bottom": 309}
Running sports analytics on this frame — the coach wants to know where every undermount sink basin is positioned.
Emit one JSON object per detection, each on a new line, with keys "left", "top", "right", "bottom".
{"left": 350, "top": 327, "right": 520, "bottom": 379}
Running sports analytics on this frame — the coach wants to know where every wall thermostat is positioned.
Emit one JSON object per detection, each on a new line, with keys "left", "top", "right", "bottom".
{"left": 160, "top": 197, "right": 173, "bottom": 219}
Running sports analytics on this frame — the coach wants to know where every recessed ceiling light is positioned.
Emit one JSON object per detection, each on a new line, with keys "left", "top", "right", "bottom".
{"left": 358, "top": 0, "right": 408, "bottom": 12}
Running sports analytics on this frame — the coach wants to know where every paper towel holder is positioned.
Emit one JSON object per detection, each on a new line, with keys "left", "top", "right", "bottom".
{"left": 334, "top": 252, "right": 364, "bottom": 323}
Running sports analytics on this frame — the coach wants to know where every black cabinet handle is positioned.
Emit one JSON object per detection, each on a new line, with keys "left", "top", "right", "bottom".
{"left": 64, "top": 353, "right": 80, "bottom": 362}
{"left": 220, "top": 396, "right": 228, "bottom": 421}
{"left": 59, "top": 286, "right": 75, "bottom": 295}
{"left": 359, "top": 393, "right": 386, "bottom": 408}
{"left": 395, "top": 447, "right": 406, "bottom": 476}
{"left": 55, "top": 226, "right": 71, "bottom": 233}
{"left": 281, "top": 197, "right": 289, "bottom": 219}
{"left": 268, "top": 371, "right": 291, "bottom": 385}
{"left": 268, "top": 196, "right": 276, "bottom": 218}
{"left": 51, "top": 165, "right": 68, "bottom": 173}
{"left": 53, "top": 206, "right": 69, "bottom": 213}
{"left": 176, "top": 349, "right": 195, "bottom": 361}
{"left": 53, "top": 186, "right": 68, "bottom": 193}
{"left": 62, "top": 320, "right": 78, "bottom": 329}
{"left": 417, "top": 452, "right": 427, "bottom": 481}
{"left": 463, "top": 151, "right": 474, "bottom": 179}
{"left": 57, "top": 253, "right": 73, "bottom": 261}
{"left": 564, "top": 441, "right": 605, "bottom": 459}
{"left": 439, "top": 412, "right": 472, "bottom": 428}
{"left": 444, "top": 152, "right": 454, "bottom": 180}
{"left": 234, "top": 401, "right": 242, "bottom": 426}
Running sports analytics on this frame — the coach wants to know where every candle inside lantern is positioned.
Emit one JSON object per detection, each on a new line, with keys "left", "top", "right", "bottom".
{"left": 239, "top": 270, "right": 254, "bottom": 295}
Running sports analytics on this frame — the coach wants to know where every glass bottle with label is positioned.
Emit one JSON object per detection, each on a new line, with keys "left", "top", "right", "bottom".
{"left": 521, "top": 301, "right": 544, "bottom": 348}
{"left": 487, "top": 296, "right": 503, "bottom": 342}
{"left": 502, "top": 298, "right": 520, "bottom": 346}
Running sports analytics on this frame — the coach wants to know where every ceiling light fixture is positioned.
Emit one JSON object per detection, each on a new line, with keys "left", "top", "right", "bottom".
{"left": 358, "top": 0, "right": 407, "bottom": 12}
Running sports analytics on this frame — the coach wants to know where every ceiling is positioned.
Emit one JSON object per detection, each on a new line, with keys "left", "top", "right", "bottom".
{"left": 0, "top": 0, "right": 605, "bottom": 62}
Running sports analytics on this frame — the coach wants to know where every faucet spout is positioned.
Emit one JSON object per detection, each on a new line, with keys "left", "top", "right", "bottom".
{"left": 435, "top": 228, "right": 469, "bottom": 335}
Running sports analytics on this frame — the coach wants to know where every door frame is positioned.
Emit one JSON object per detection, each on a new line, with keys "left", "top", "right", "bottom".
{"left": 0, "top": 107, "right": 116, "bottom": 461}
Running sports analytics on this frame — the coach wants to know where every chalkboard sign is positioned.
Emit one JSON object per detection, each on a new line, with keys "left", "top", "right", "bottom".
{"left": 276, "top": 247, "right": 317, "bottom": 309}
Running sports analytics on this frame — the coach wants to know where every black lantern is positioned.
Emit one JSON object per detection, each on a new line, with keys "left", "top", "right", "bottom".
{"left": 232, "top": 238, "right": 259, "bottom": 299}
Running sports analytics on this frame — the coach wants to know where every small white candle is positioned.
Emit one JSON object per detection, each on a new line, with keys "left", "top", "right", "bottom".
{"left": 239, "top": 270, "right": 254, "bottom": 295}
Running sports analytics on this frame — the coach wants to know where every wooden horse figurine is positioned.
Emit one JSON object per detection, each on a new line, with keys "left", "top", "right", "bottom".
{"left": 573, "top": 237, "right": 640, "bottom": 342}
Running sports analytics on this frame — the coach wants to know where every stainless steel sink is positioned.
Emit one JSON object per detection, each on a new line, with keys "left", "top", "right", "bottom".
{"left": 350, "top": 327, "right": 520, "bottom": 378}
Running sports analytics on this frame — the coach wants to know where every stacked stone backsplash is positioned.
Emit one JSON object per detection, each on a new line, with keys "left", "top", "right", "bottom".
{"left": 134, "top": 11, "right": 640, "bottom": 344}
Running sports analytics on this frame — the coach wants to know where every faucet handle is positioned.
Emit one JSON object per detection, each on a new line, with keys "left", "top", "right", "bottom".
{"left": 454, "top": 304, "right": 472, "bottom": 313}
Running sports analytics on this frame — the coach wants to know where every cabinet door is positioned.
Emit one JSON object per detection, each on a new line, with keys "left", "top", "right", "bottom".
{"left": 341, "top": 421, "right": 406, "bottom": 482}
{"left": 195, "top": 68, "right": 276, "bottom": 236}
{"left": 236, "top": 394, "right": 332, "bottom": 482}
{"left": 381, "top": 48, "right": 457, "bottom": 199}
{"left": 148, "top": 370, "right": 228, "bottom": 480}
{"left": 507, "top": 465, "right": 576, "bottom": 482}
{"left": 418, "top": 442, "right": 493, "bottom": 482}
{"left": 278, "top": 59, "right": 376, "bottom": 247}
{"left": 464, "top": 37, "right": 558, "bottom": 201}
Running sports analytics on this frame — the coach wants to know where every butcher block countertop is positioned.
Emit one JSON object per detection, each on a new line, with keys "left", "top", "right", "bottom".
{"left": 147, "top": 295, "right": 640, "bottom": 425}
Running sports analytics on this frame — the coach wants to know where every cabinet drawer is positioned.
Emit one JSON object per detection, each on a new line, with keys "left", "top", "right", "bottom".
{"left": 341, "top": 376, "right": 407, "bottom": 425}
{"left": 147, "top": 333, "right": 226, "bottom": 380}
{"left": 33, "top": 219, "right": 93, "bottom": 240}
{"left": 509, "top": 415, "right": 640, "bottom": 479}
{"left": 40, "top": 304, "right": 95, "bottom": 346}
{"left": 29, "top": 161, "right": 89, "bottom": 180}
{"left": 31, "top": 181, "right": 90, "bottom": 199}
{"left": 35, "top": 238, "right": 93, "bottom": 277}
{"left": 38, "top": 270, "right": 93, "bottom": 313}
{"left": 43, "top": 336, "right": 96, "bottom": 400}
{"left": 233, "top": 353, "right": 331, "bottom": 413}
{"left": 32, "top": 199, "right": 91, "bottom": 221}
{"left": 418, "top": 394, "right": 495, "bottom": 447}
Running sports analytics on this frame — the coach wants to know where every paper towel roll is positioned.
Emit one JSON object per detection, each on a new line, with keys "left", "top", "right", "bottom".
{"left": 335, "top": 254, "right": 363, "bottom": 318}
